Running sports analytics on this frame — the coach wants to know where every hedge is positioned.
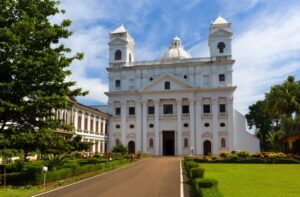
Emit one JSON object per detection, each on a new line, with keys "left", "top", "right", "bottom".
{"left": 190, "top": 167, "right": 205, "bottom": 179}
{"left": 193, "top": 178, "right": 221, "bottom": 197}
{"left": 1, "top": 159, "right": 129, "bottom": 186}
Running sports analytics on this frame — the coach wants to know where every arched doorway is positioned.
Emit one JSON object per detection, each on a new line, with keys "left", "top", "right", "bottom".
{"left": 128, "top": 141, "right": 135, "bottom": 154}
{"left": 203, "top": 140, "right": 211, "bottom": 156}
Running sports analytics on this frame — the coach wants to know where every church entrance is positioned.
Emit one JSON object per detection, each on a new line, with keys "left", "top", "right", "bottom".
{"left": 163, "top": 131, "right": 175, "bottom": 156}
{"left": 203, "top": 140, "right": 211, "bottom": 156}
{"left": 128, "top": 141, "right": 135, "bottom": 154}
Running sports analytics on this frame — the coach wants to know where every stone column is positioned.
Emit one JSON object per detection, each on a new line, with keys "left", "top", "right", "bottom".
{"left": 103, "top": 119, "right": 106, "bottom": 135}
{"left": 74, "top": 110, "right": 78, "bottom": 130}
{"left": 121, "top": 101, "right": 127, "bottom": 145}
{"left": 142, "top": 101, "right": 148, "bottom": 152}
{"left": 189, "top": 98, "right": 195, "bottom": 155}
{"left": 227, "top": 96, "right": 235, "bottom": 151}
{"left": 93, "top": 116, "right": 96, "bottom": 132}
{"left": 212, "top": 97, "right": 219, "bottom": 154}
{"left": 154, "top": 100, "right": 160, "bottom": 155}
{"left": 81, "top": 112, "right": 85, "bottom": 131}
{"left": 136, "top": 101, "right": 142, "bottom": 152}
{"left": 176, "top": 99, "right": 182, "bottom": 155}
{"left": 195, "top": 99, "right": 202, "bottom": 155}
{"left": 91, "top": 139, "right": 95, "bottom": 153}
{"left": 87, "top": 113, "right": 91, "bottom": 132}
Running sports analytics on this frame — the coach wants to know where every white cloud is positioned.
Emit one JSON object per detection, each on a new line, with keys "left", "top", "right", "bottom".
{"left": 233, "top": 9, "right": 300, "bottom": 114}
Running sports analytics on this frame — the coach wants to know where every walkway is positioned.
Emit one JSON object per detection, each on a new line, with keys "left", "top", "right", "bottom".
{"left": 37, "top": 157, "right": 181, "bottom": 197}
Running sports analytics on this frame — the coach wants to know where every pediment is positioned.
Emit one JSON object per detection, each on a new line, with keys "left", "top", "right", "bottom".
{"left": 140, "top": 73, "right": 194, "bottom": 91}
{"left": 210, "top": 29, "right": 232, "bottom": 37}
{"left": 108, "top": 37, "right": 127, "bottom": 45}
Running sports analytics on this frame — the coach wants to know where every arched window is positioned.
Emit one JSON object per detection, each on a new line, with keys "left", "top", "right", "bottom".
{"left": 165, "top": 81, "right": 170, "bottom": 89}
{"left": 115, "top": 138, "right": 120, "bottom": 145}
{"left": 221, "top": 138, "right": 226, "bottom": 148}
{"left": 217, "top": 42, "right": 225, "bottom": 53}
{"left": 149, "top": 138, "right": 154, "bottom": 148}
{"left": 115, "top": 50, "right": 122, "bottom": 60}
{"left": 129, "top": 53, "right": 132, "bottom": 63}
{"left": 184, "top": 138, "right": 188, "bottom": 148}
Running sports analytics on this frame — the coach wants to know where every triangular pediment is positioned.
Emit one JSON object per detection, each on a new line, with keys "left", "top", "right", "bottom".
{"left": 108, "top": 37, "right": 128, "bottom": 45}
{"left": 140, "top": 73, "right": 194, "bottom": 91}
{"left": 210, "top": 29, "right": 232, "bottom": 37}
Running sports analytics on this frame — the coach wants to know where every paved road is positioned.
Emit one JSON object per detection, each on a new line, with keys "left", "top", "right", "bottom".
{"left": 37, "top": 157, "right": 181, "bottom": 197}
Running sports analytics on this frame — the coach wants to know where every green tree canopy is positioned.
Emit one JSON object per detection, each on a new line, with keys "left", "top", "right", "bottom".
{"left": 0, "top": 0, "right": 87, "bottom": 158}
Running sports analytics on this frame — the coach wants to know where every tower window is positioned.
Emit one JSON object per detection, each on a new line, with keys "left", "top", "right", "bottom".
{"left": 183, "top": 123, "right": 189, "bottom": 128}
{"left": 149, "top": 77, "right": 153, "bottom": 81}
{"left": 115, "top": 80, "right": 121, "bottom": 88}
{"left": 184, "top": 75, "right": 187, "bottom": 79}
{"left": 217, "top": 42, "right": 225, "bottom": 53}
{"left": 149, "top": 124, "right": 154, "bottom": 128}
{"left": 116, "top": 124, "right": 120, "bottom": 129}
{"left": 184, "top": 138, "right": 189, "bottom": 148}
{"left": 204, "top": 123, "right": 210, "bottom": 127}
{"left": 221, "top": 138, "right": 226, "bottom": 148}
{"left": 129, "top": 124, "right": 134, "bottom": 129}
{"left": 115, "top": 50, "right": 122, "bottom": 60}
{"left": 219, "top": 74, "right": 225, "bottom": 82}
{"left": 220, "top": 122, "right": 226, "bottom": 127}
{"left": 149, "top": 138, "right": 154, "bottom": 148}
{"left": 182, "top": 105, "right": 189, "bottom": 114}
{"left": 164, "top": 81, "right": 170, "bottom": 89}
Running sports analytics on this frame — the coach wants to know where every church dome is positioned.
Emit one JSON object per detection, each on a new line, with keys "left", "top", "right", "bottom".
{"left": 161, "top": 36, "right": 192, "bottom": 61}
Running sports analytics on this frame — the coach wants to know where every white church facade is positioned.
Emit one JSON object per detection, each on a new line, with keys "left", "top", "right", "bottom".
{"left": 105, "top": 16, "right": 260, "bottom": 156}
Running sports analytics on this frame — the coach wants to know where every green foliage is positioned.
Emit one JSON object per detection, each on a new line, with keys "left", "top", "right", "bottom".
{"left": 194, "top": 178, "right": 218, "bottom": 188}
{"left": 184, "top": 156, "right": 194, "bottom": 161}
{"left": 69, "top": 135, "right": 93, "bottom": 152}
{"left": 190, "top": 167, "right": 205, "bottom": 179}
{"left": 274, "top": 158, "right": 300, "bottom": 164}
{"left": 0, "top": 0, "right": 87, "bottom": 158}
{"left": 13, "top": 159, "right": 25, "bottom": 172}
{"left": 43, "top": 154, "right": 67, "bottom": 171}
{"left": 112, "top": 144, "right": 128, "bottom": 155}
{"left": 219, "top": 150, "right": 229, "bottom": 158}
{"left": 236, "top": 151, "right": 250, "bottom": 158}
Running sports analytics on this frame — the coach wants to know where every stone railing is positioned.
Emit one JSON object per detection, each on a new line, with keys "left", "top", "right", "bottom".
{"left": 218, "top": 113, "right": 228, "bottom": 119}
{"left": 160, "top": 114, "right": 177, "bottom": 120}
{"left": 182, "top": 114, "right": 190, "bottom": 119}
{"left": 201, "top": 113, "right": 213, "bottom": 119}
{"left": 147, "top": 114, "right": 155, "bottom": 119}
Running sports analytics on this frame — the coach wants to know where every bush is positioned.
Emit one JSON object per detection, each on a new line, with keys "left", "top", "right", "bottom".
{"left": 194, "top": 157, "right": 209, "bottom": 163}
{"left": 190, "top": 167, "right": 205, "bottom": 179}
{"left": 43, "top": 154, "right": 67, "bottom": 171}
{"left": 193, "top": 178, "right": 218, "bottom": 189}
{"left": 185, "top": 161, "right": 198, "bottom": 170}
{"left": 112, "top": 144, "right": 128, "bottom": 155}
{"left": 237, "top": 158, "right": 265, "bottom": 164}
{"left": 219, "top": 150, "right": 229, "bottom": 158}
{"left": 274, "top": 158, "right": 300, "bottom": 164}
{"left": 236, "top": 151, "right": 250, "bottom": 158}
{"left": 13, "top": 159, "right": 25, "bottom": 172}
{"left": 223, "top": 154, "right": 238, "bottom": 163}
{"left": 184, "top": 156, "right": 194, "bottom": 161}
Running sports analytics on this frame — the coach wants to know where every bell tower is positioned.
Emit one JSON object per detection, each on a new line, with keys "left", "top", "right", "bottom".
{"left": 108, "top": 25, "right": 135, "bottom": 66}
{"left": 208, "top": 16, "right": 233, "bottom": 57}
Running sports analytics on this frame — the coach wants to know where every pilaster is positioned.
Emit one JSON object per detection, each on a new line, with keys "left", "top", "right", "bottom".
{"left": 121, "top": 101, "right": 127, "bottom": 145}
{"left": 142, "top": 100, "right": 148, "bottom": 152}
{"left": 227, "top": 96, "right": 235, "bottom": 151}
{"left": 154, "top": 99, "right": 160, "bottom": 155}
{"left": 212, "top": 97, "right": 219, "bottom": 154}
{"left": 136, "top": 101, "right": 142, "bottom": 152}
{"left": 189, "top": 98, "right": 195, "bottom": 155}
{"left": 176, "top": 99, "right": 182, "bottom": 155}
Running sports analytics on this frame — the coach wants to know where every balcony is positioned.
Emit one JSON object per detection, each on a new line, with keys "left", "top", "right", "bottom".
{"left": 127, "top": 115, "right": 136, "bottom": 120}
{"left": 181, "top": 114, "right": 190, "bottom": 119}
{"left": 201, "top": 113, "right": 213, "bottom": 119}
{"left": 147, "top": 114, "right": 155, "bottom": 119}
{"left": 218, "top": 113, "right": 228, "bottom": 119}
{"left": 160, "top": 114, "right": 177, "bottom": 120}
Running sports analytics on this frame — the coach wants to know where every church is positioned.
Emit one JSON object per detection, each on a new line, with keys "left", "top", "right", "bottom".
{"left": 105, "top": 16, "right": 260, "bottom": 156}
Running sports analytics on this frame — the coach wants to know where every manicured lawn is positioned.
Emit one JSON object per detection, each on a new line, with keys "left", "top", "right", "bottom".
{"left": 201, "top": 164, "right": 300, "bottom": 197}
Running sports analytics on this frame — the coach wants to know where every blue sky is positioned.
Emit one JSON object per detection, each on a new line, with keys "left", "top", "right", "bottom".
{"left": 53, "top": 0, "right": 300, "bottom": 115}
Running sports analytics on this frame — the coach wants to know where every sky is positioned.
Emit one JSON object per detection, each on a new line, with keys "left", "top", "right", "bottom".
{"left": 52, "top": 0, "right": 300, "bottom": 115}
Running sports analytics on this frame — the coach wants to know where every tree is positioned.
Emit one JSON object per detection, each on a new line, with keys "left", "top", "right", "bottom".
{"left": 0, "top": 0, "right": 87, "bottom": 159}
{"left": 245, "top": 100, "right": 275, "bottom": 150}
{"left": 69, "top": 135, "right": 93, "bottom": 152}
{"left": 112, "top": 144, "right": 128, "bottom": 155}
{"left": 265, "top": 76, "right": 300, "bottom": 132}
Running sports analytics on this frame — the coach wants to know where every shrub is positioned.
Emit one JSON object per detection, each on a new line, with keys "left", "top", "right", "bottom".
{"left": 237, "top": 158, "right": 265, "bottom": 164}
{"left": 219, "top": 150, "right": 229, "bottom": 158}
{"left": 194, "top": 157, "right": 209, "bottom": 163}
{"left": 184, "top": 156, "right": 194, "bottom": 161}
{"left": 236, "top": 150, "right": 250, "bottom": 158}
{"left": 185, "top": 161, "right": 198, "bottom": 170}
{"left": 223, "top": 154, "right": 238, "bottom": 163}
{"left": 193, "top": 178, "right": 218, "bottom": 189}
{"left": 43, "top": 154, "right": 67, "bottom": 171}
{"left": 112, "top": 144, "right": 128, "bottom": 155}
{"left": 274, "top": 158, "right": 300, "bottom": 164}
{"left": 13, "top": 159, "right": 25, "bottom": 172}
{"left": 190, "top": 167, "right": 205, "bottom": 179}
{"left": 46, "top": 168, "right": 73, "bottom": 182}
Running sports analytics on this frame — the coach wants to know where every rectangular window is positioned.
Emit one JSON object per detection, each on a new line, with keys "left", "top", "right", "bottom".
{"left": 219, "top": 104, "right": 226, "bottom": 113}
{"left": 115, "top": 107, "right": 121, "bottom": 116}
{"left": 182, "top": 105, "right": 189, "bottom": 114}
{"left": 128, "top": 107, "right": 135, "bottom": 115}
{"left": 148, "top": 106, "right": 155, "bottom": 114}
{"left": 219, "top": 74, "right": 225, "bottom": 82}
{"left": 163, "top": 104, "right": 173, "bottom": 114}
{"left": 115, "top": 80, "right": 121, "bottom": 88}
{"left": 203, "top": 104, "right": 211, "bottom": 113}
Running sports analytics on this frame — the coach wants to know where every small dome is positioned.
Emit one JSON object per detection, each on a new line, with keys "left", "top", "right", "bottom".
{"left": 161, "top": 36, "right": 192, "bottom": 60}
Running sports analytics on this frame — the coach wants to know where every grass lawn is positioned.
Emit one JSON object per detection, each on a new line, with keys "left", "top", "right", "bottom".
{"left": 201, "top": 164, "right": 300, "bottom": 197}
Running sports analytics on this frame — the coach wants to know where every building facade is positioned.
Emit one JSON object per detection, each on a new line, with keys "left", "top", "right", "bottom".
{"left": 106, "top": 16, "right": 260, "bottom": 155}
{"left": 55, "top": 98, "right": 110, "bottom": 153}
